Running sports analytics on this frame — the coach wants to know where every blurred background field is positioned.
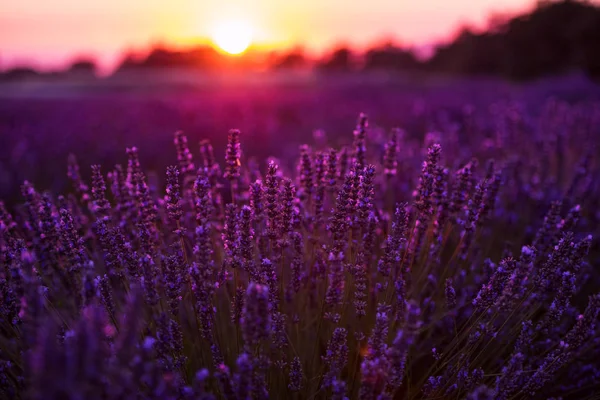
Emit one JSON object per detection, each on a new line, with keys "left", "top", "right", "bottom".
{"left": 1, "top": 72, "right": 599, "bottom": 205}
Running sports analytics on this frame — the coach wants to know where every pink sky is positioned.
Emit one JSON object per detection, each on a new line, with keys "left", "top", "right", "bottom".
{"left": 0, "top": 0, "right": 548, "bottom": 71}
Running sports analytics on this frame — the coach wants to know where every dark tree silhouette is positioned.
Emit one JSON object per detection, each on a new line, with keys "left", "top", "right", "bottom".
{"left": 0, "top": 67, "right": 41, "bottom": 82}
{"left": 317, "top": 47, "right": 353, "bottom": 72}
{"left": 68, "top": 59, "right": 97, "bottom": 77}
{"left": 425, "top": 0, "right": 600, "bottom": 80}
{"left": 364, "top": 44, "right": 419, "bottom": 71}
{"left": 272, "top": 49, "right": 308, "bottom": 70}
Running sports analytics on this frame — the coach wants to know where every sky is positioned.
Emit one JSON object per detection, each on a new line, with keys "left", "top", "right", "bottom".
{"left": 0, "top": 0, "right": 544, "bottom": 71}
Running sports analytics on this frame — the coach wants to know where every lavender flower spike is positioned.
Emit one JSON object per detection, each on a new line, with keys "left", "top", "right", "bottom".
{"left": 241, "top": 283, "right": 271, "bottom": 350}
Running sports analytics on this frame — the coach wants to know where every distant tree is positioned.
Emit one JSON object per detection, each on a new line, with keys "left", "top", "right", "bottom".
{"left": 427, "top": 27, "right": 506, "bottom": 75}
{"left": 486, "top": 12, "right": 511, "bottom": 34}
{"left": 68, "top": 59, "right": 97, "bottom": 77}
{"left": 363, "top": 44, "right": 419, "bottom": 71}
{"left": 114, "top": 45, "right": 225, "bottom": 74}
{"left": 425, "top": 0, "right": 600, "bottom": 80}
{"left": 114, "top": 53, "right": 140, "bottom": 72}
{"left": 317, "top": 47, "right": 353, "bottom": 72}
{"left": 143, "top": 48, "right": 183, "bottom": 68}
{"left": 272, "top": 48, "right": 308, "bottom": 70}
{"left": 0, "top": 67, "right": 41, "bottom": 82}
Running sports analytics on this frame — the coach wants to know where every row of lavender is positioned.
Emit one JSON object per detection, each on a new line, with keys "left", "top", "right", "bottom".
{"left": 2, "top": 76, "right": 598, "bottom": 206}
{"left": 1, "top": 104, "right": 599, "bottom": 399}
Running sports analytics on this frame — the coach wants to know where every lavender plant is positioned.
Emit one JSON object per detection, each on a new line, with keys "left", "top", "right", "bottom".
{"left": 0, "top": 110, "right": 599, "bottom": 400}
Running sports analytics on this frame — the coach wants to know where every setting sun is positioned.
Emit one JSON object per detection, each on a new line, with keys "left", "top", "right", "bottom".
{"left": 211, "top": 19, "right": 253, "bottom": 55}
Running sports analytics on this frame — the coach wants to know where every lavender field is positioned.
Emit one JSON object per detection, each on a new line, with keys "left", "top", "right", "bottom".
{"left": 1, "top": 75, "right": 600, "bottom": 399}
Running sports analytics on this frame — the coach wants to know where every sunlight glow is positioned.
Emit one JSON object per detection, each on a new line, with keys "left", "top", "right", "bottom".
{"left": 211, "top": 19, "right": 253, "bottom": 55}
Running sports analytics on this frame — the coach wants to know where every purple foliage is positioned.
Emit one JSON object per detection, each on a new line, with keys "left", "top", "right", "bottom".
{"left": 0, "top": 99, "right": 599, "bottom": 400}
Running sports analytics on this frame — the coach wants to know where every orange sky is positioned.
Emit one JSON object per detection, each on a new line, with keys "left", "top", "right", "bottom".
{"left": 0, "top": 0, "right": 548, "bottom": 71}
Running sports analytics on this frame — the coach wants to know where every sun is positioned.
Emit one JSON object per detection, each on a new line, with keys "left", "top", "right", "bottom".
{"left": 211, "top": 19, "right": 253, "bottom": 55}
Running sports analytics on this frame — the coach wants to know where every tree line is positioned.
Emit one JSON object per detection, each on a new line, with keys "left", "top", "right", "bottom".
{"left": 2, "top": 0, "right": 600, "bottom": 81}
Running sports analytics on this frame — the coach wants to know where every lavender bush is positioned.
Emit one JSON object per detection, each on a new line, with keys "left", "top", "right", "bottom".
{"left": 1, "top": 102, "right": 600, "bottom": 399}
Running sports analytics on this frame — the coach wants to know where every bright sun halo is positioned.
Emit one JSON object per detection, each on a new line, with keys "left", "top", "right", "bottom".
{"left": 212, "top": 19, "right": 253, "bottom": 55}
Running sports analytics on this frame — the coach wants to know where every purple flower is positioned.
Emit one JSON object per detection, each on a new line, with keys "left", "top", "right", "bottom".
{"left": 353, "top": 262, "right": 368, "bottom": 317}
{"left": 279, "top": 179, "right": 296, "bottom": 236}
{"left": 432, "top": 166, "right": 450, "bottom": 236}
{"left": 259, "top": 258, "right": 280, "bottom": 309}
{"left": 313, "top": 151, "right": 327, "bottom": 222}
{"left": 140, "top": 253, "right": 159, "bottom": 306}
{"left": 91, "top": 165, "right": 111, "bottom": 219}
{"left": 222, "top": 203, "right": 239, "bottom": 269}
{"left": 199, "top": 139, "right": 216, "bottom": 170}
{"left": 449, "top": 160, "right": 475, "bottom": 222}
{"left": 190, "top": 260, "right": 216, "bottom": 339}
{"left": 67, "top": 153, "right": 90, "bottom": 205}
{"left": 325, "top": 256, "right": 345, "bottom": 307}
{"left": 514, "top": 320, "right": 534, "bottom": 354}
{"left": 494, "top": 353, "right": 524, "bottom": 400}
{"left": 356, "top": 165, "right": 375, "bottom": 229}
{"left": 250, "top": 180, "right": 264, "bottom": 222}
{"left": 331, "top": 378, "right": 349, "bottom": 400}
{"left": 322, "top": 327, "right": 348, "bottom": 389}
{"left": 524, "top": 294, "right": 600, "bottom": 396}
{"left": 174, "top": 131, "right": 195, "bottom": 176}
{"left": 270, "top": 311, "right": 287, "bottom": 351}
{"left": 215, "top": 363, "right": 236, "bottom": 400}
{"left": 155, "top": 312, "right": 186, "bottom": 371}
{"left": 93, "top": 219, "right": 120, "bottom": 278}
{"left": 194, "top": 171, "right": 214, "bottom": 264}
{"left": 534, "top": 232, "right": 579, "bottom": 296}
{"left": 298, "top": 145, "right": 314, "bottom": 199}
{"left": 0, "top": 278, "right": 20, "bottom": 326}
{"left": 58, "top": 208, "right": 86, "bottom": 306}
{"left": 414, "top": 143, "right": 442, "bottom": 219}
{"left": 330, "top": 172, "right": 354, "bottom": 253}
{"left": 287, "top": 232, "right": 304, "bottom": 300}
{"left": 164, "top": 166, "right": 184, "bottom": 231}
{"left": 479, "top": 166, "right": 501, "bottom": 222}
{"left": 238, "top": 205, "right": 255, "bottom": 263}
{"left": 560, "top": 203, "right": 581, "bottom": 232}
{"left": 445, "top": 278, "right": 457, "bottom": 310}
{"left": 379, "top": 204, "right": 408, "bottom": 278}
{"left": 352, "top": 113, "right": 368, "bottom": 170}
{"left": 359, "top": 304, "right": 391, "bottom": 398}
{"left": 288, "top": 356, "right": 304, "bottom": 391}
{"left": 383, "top": 129, "right": 399, "bottom": 178}
{"left": 337, "top": 146, "right": 349, "bottom": 183}
{"left": 241, "top": 283, "right": 271, "bottom": 350}
{"left": 184, "top": 369, "right": 215, "bottom": 400}
{"left": 388, "top": 301, "right": 420, "bottom": 389}
{"left": 233, "top": 353, "right": 253, "bottom": 400}
{"left": 473, "top": 257, "right": 516, "bottom": 312}
{"left": 96, "top": 275, "right": 115, "bottom": 319}
{"left": 265, "top": 161, "right": 279, "bottom": 239}
{"left": 466, "top": 385, "right": 495, "bottom": 400}
{"left": 326, "top": 148, "right": 338, "bottom": 189}
{"left": 458, "top": 178, "right": 487, "bottom": 259}
{"left": 224, "top": 129, "right": 241, "bottom": 181}
{"left": 231, "top": 286, "right": 245, "bottom": 324}
{"left": 532, "top": 200, "right": 563, "bottom": 254}
{"left": 107, "top": 164, "right": 131, "bottom": 222}
{"left": 563, "top": 294, "right": 600, "bottom": 351}
{"left": 163, "top": 246, "right": 184, "bottom": 317}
